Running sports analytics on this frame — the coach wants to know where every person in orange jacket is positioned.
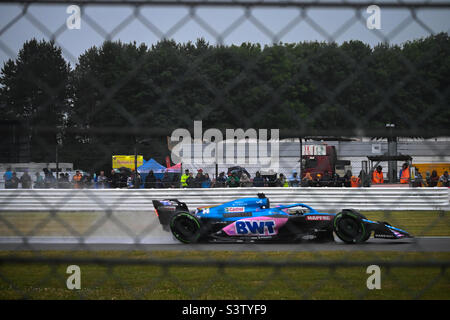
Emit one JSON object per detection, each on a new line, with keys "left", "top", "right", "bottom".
{"left": 350, "top": 174, "right": 361, "bottom": 187}
{"left": 350, "top": 173, "right": 361, "bottom": 188}
{"left": 72, "top": 170, "right": 82, "bottom": 189}
{"left": 372, "top": 165, "right": 384, "bottom": 184}
{"left": 399, "top": 163, "right": 410, "bottom": 184}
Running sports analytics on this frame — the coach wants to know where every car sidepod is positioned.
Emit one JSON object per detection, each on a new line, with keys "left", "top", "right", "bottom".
{"left": 221, "top": 216, "right": 288, "bottom": 239}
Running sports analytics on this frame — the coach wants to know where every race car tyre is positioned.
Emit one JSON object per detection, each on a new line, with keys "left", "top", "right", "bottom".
{"left": 333, "top": 210, "right": 369, "bottom": 244}
{"left": 340, "top": 209, "right": 371, "bottom": 242}
{"left": 170, "top": 212, "right": 201, "bottom": 243}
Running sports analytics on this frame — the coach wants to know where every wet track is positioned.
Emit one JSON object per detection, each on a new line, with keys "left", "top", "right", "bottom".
{"left": 0, "top": 236, "right": 449, "bottom": 252}
{"left": 1, "top": 210, "right": 448, "bottom": 252}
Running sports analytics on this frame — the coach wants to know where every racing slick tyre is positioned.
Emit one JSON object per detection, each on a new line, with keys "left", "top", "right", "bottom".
{"left": 340, "top": 209, "right": 371, "bottom": 242}
{"left": 170, "top": 212, "right": 202, "bottom": 243}
{"left": 333, "top": 210, "right": 370, "bottom": 244}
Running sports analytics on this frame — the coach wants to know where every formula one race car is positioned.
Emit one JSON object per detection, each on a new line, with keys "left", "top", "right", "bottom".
{"left": 152, "top": 194, "right": 412, "bottom": 244}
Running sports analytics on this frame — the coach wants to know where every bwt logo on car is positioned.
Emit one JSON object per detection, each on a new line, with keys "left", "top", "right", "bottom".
{"left": 235, "top": 220, "right": 276, "bottom": 235}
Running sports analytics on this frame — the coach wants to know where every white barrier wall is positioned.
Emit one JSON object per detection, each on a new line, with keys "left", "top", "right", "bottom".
{"left": 0, "top": 188, "right": 448, "bottom": 212}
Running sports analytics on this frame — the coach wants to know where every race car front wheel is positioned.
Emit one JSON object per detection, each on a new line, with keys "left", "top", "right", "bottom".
{"left": 170, "top": 212, "right": 201, "bottom": 243}
{"left": 333, "top": 210, "right": 369, "bottom": 244}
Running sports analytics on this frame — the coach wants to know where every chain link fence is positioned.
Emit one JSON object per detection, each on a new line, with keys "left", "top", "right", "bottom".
{"left": 0, "top": 0, "right": 449, "bottom": 300}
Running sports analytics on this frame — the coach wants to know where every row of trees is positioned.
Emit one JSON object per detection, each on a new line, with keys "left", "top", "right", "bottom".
{"left": 1, "top": 34, "right": 449, "bottom": 172}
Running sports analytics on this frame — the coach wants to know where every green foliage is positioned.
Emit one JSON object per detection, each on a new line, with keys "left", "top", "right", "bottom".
{"left": 0, "top": 39, "right": 72, "bottom": 162}
{"left": 1, "top": 34, "right": 449, "bottom": 171}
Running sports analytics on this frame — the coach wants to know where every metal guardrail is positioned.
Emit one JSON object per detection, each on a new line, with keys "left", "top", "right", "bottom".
{"left": 0, "top": 188, "right": 448, "bottom": 211}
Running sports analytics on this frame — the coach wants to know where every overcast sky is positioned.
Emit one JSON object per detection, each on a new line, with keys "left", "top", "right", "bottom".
{"left": 0, "top": 1, "right": 449, "bottom": 68}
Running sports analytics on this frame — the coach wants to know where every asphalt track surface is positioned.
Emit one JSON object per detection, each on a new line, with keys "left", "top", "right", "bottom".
{"left": 0, "top": 236, "right": 449, "bottom": 252}
{"left": 1, "top": 211, "right": 448, "bottom": 251}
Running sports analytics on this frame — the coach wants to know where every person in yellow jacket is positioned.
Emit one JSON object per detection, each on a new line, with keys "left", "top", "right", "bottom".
{"left": 180, "top": 169, "right": 190, "bottom": 188}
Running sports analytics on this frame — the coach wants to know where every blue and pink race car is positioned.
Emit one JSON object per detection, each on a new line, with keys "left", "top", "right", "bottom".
{"left": 152, "top": 193, "right": 412, "bottom": 244}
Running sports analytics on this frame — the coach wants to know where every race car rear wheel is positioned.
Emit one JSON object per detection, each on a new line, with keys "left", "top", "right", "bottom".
{"left": 170, "top": 212, "right": 201, "bottom": 243}
{"left": 333, "top": 210, "right": 369, "bottom": 244}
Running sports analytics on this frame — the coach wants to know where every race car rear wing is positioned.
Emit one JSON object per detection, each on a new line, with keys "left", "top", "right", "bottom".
{"left": 152, "top": 199, "right": 189, "bottom": 227}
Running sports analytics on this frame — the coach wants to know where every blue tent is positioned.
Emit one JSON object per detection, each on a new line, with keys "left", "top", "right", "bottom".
{"left": 137, "top": 159, "right": 166, "bottom": 186}
{"left": 138, "top": 158, "right": 165, "bottom": 174}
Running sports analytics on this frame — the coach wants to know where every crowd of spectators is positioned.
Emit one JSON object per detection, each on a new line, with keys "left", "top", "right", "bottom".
{"left": 2, "top": 165, "right": 449, "bottom": 189}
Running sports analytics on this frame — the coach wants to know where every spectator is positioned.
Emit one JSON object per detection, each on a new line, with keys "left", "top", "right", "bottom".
{"left": 253, "top": 171, "right": 265, "bottom": 187}
{"left": 332, "top": 172, "right": 341, "bottom": 187}
{"left": 172, "top": 174, "right": 180, "bottom": 188}
{"left": 97, "top": 171, "right": 108, "bottom": 189}
{"left": 240, "top": 173, "right": 252, "bottom": 187}
{"left": 429, "top": 170, "right": 439, "bottom": 187}
{"left": 439, "top": 171, "right": 449, "bottom": 187}
{"left": 186, "top": 173, "right": 195, "bottom": 188}
{"left": 301, "top": 172, "right": 313, "bottom": 187}
{"left": 278, "top": 173, "right": 289, "bottom": 187}
{"left": 350, "top": 172, "right": 361, "bottom": 188}
{"left": 109, "top": 169, "right": 119, "bottom": 188}
{"left": 180, "top": 169, "right": 189, "bottom": 188}
{"left": 82, "top": 173, "right": 93, "bottom": 188}
{"left": 127, "top": 175, "right": 134, "bottom": 189}
{"left": 162, "top": 172, "right": 172, "bottom": 188}
{"left": 194, "top": 171, "right": 205, "bottom": 188}
{"left": 20, "top": 171, "right": 32, "bottom": 189}
{"left": 226, "top": 171, "right": 240, "bottom": 187}
{"left": 72, "top": 170, "right": 83, "bottom": 189}
{"left": 413, "top": 168, "right": 424, "bottom": 187}
{"left": 214, "top": 172, "right": 227, "bottom": 188}
{"left": 289, "top": 171, "right": 300, "bottom": 187}
{"left": 43, "top": 169, "right": 56, "bottom": 188}
{"left": 314, "top": 173, "right": 322, "bottom": 187}
{"left": 57, "top": 173, "right": 68, "bottom": 188}
{"left": 134, "top": 171, "right": 142, "bottom": 188}
{"left": 343, "top": 170, "right": 352, "bottom": 187}
{"left": 201, "top": 173, "right": 212, "bottom": 188}
{"left": 65, "top": 173, "right": 71, "bottom": 186}
{"left": 359, "top": 169, "right": 370, "bottom": 187}
{"left": 425, "top": 171, "right": 431, "bottom": 187}
{"left": 63, "top": 173, "right": 70, "bottom": 188}
{"left": 267, "top": 174, "right": 278, "bottom": 187}
{"left": 399, "top": 163, "right": 410, "bottom": 184}
{"left": 3, "top": 167, "right": 13, "bottom": 188}
{"left": 145, "top": 170, "right": 157, "bottom": 188}
{"left": 320, "top": 171, "right": 332, "bottom": 187}
{"left": 311, "top": 173, "right": 321, "bottom": 187}
{"left": 9, "top": 172, "right": 19, "bottom": 188}
{"left": 155, "top": 179, "right": 163, "bottom": 189}
{"left": 34, "top": 172, "right": 44, "bottom": 188}
{"left": 197, "top": 169, "right": 205, "bottom": 178}
{"left": 371, "top": 166, "right": 384, "bottom": 184}
{"left": 119, "top": 172, "right": 128, "bottom": 188}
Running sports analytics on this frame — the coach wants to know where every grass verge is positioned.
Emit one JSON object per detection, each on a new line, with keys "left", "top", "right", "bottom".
{"left": 0, "top": 250, "right": 449, "bottom": 300}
